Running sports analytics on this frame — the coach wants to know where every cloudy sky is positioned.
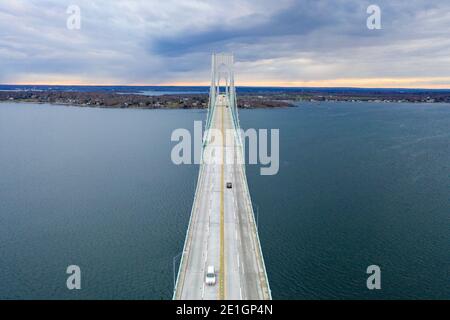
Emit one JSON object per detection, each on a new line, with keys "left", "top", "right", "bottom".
{"left": 1, "top": 0, "right": 450, "bottom": 88}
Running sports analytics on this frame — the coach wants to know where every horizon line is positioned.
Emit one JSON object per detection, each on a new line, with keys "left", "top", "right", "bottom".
{"left": 4, "top": 77, "right": 450, "bottom": 90}
{"left": 1, "top": 83, "right": 450, "bottom": 90}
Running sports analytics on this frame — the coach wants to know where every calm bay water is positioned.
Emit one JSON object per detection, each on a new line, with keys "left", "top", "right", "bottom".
{"left": 0, "top": 102, "right": 449, "bottom": 299}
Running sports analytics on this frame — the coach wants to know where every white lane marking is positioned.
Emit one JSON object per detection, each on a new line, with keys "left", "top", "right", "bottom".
{"left": 202, "top": 186, "right": 213, "bottom": 300}
{"left": 240, "top": 287, "right": 242, "bottom": 300}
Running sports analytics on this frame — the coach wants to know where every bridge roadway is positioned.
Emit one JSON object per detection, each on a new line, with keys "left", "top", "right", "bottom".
{"left": 174, "top": 94, "right": 271, "bottom": 300}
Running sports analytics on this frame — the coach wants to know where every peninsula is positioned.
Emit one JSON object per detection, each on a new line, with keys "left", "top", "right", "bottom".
{"left": 1, "top": 87, "right": 450, "bottom": 109}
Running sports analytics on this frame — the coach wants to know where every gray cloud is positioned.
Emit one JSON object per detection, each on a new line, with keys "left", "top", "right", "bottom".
{"left": 0, "top": 0, "right": 449, "bottom": 87}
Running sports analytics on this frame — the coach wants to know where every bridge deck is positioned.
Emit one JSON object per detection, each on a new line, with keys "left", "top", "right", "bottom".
{"left": 174, "top": 95, "right": 271, "bottom": 300}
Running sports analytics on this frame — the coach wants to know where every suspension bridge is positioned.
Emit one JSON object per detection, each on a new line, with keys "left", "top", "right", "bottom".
{"left": 173, "top": 53, "right": 271, "bottom": 300}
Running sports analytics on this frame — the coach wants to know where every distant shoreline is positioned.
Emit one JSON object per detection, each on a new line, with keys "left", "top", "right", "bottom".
{"left": 0, "top": 90, "right": 293, "bottom": 109}
{"left": 1, "top": 88, "right": 450, "bottom": 110}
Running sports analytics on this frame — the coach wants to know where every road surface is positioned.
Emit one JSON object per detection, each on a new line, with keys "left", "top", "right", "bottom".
{"left": 174, "top": 94, "right": 271, "bottom": 300}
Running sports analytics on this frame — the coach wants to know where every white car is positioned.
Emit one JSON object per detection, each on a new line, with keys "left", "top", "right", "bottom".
{"left": 205, "top": 266, "right": 216, "bottom": 285}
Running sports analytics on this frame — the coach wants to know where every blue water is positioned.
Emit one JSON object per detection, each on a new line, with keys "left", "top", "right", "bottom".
{"left": 0, "top": 101, "right": 449, "bottom": 299}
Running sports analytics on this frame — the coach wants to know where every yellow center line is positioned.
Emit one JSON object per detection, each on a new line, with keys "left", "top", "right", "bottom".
{"left": 219, "top": 99, "right": 225, "bottom": 300}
